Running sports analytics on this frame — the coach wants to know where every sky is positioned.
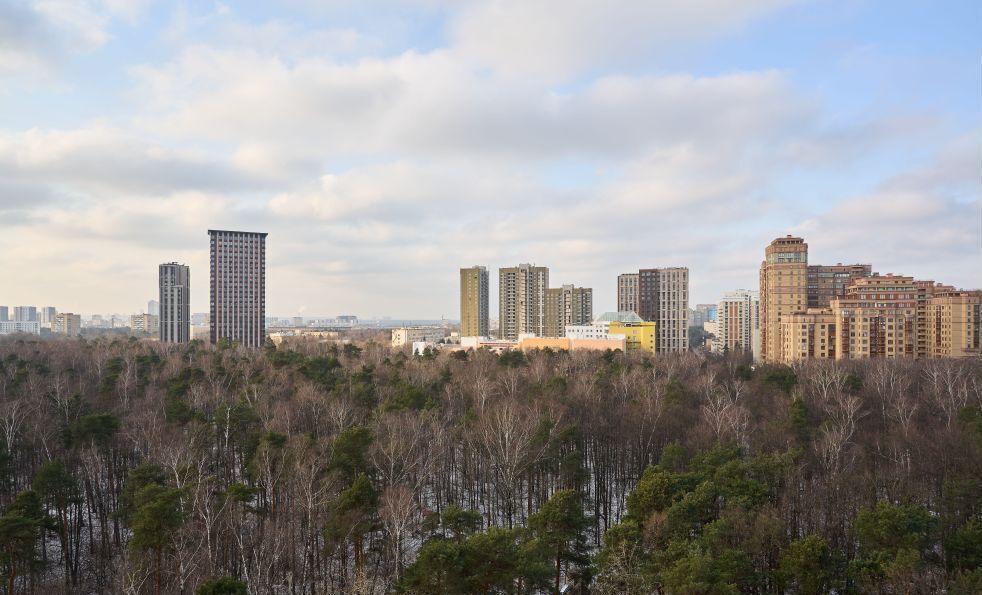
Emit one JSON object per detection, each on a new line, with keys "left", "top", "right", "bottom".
{"left": 1, "top": 0, "right": 979, "bottom": 319}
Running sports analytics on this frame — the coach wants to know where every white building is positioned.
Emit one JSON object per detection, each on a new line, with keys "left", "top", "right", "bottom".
{"left": 0, "top": 321, "right": 41, "bottom": 336}
{"left": 565, "top": 311, "right": 641, "bottom": 340}
{"left": 391, "top": 327, "right": 446, "bottom": 348}
{"left": 712, "top": 290, "right": 760, "bottom": 357}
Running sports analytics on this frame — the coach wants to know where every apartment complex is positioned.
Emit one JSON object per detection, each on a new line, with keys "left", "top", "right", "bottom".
{"left": 460, "top": 266, "right": 490, "bottom": 338}
{"left": 209, "top": 230, "right": 267, "bottom": 348}
{"left": 130, "top": 313, "right": 160, "bottom": 335}
{"left": 160, "top": 262, "right": 190, "bottom": 344}
{"left": 635, "top": 267, "right": 689, "bottom": 353}
{"left": 691, "top": 304, "right": 717, "bottom": 329}
{"left": 13, "top": 306, "right": 37, "bottom": 322}
{"left": 544, "top": 284, "right": 593, "bottom": 337}
{"left": 713, "top": 290, "right": 760, "bottom": 357}
{"left": 761, "top": 237, "right": 981, "bottom": 363}
{"left": 39, "top": 307, "right": 57, "bottom": 328}
{"left": 616, "top": 274, "right": 639, "bottom": 313}
{"left": 498, "top": 264, "right": 549, "bottom": 340}
{"left": 53, "top": 313, "right": 81, "bottom": 336}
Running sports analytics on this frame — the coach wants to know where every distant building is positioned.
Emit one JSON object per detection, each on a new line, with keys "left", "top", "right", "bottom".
{"left": 617, "top": 273, "right": 639, "bottom": 313}
{"left": 460, "top": 266, "right": 490, "bottom": 338}
{"left": 191, "top": 312, "right": 209, "bottom": 326}
{"left": 160, "top": 263, "right": 190, "bottom": 344}
{"left": 637, "top": 267, "right": 689, "bottom": 353}
{"left": 53, "top": 313, "right": 81, "bottom": 337}
{"left": 292, "top": 317, "right": 304, "bottom": 327}
{"left": 148, "top": 300, "right": 160, "bottom": 316}
{"left": 14, "top": 307, "right": 37, "bottom": 322}
{"left": 0, "top": 321, "right": 40, "bottom": 336}
{"left": 499, "top": 264, "right": 549, "bottom": 340}
{"left": 337, "top": 315, "right": 358, "bottom": 324}
{"left": 392, "top": 327, "right": 446, "bottom": 348}
{"left": 566, "top": 311, "right": 643, "bottom": 341}
{"left": 0, "top": 306, "right": 7, "bottom": 322}
{"left": 691, "top": 304, "right": 717, "bottom": 328}
{"left": 130, "top": 314, "right": 160, "bottom": 335}
{"left": 209, "top": 230, "right": 267, "bottom": 348}
{"left": 544, "top": 284, "right": 592, "bottom": 337}
{"left": 517, "top": 336, "right": 626, "bottom": 352}
{"left": 608, "top": 320, "right": 657, "bottom": 355}
{"left": 713, "top": 291, "right": 760, "bottom": 357}
{"left": 39, "top": 307, "right": 57, "bottom": 329}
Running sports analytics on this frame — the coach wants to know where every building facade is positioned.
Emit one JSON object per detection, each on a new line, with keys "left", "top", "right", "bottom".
{"left": 53, "top": 313, "right": 81, "bottom": 336}
{"left": 617, "top": 273, "right": 639, "bottom": 314}
{"left": 544, "top": 284, "right": 593, "bottom": 337}
{"left": 160, "top": 262, "right": 190, "bottom": 344}
{"left": 0, "top": 306, "right": 7, "bottom": 322}
{"left": 392, "top": 327, "right": 446, "bottom": 348}
{"left": 691, "top": 304, "right": 718, "bottom": 329}
{"left": 148, "top": 300, "right": 160, "bottom": 316}
{"left": 460, "top": 266, "right": 490, "bottom": 338}
{"left": 807, "top": 264, "right": 873, "bottom": 308}
{"left": 608, "top": 320, "right": 657, "bottom": 354}
{"left": 209, "top": 230, "right": 267, "bottom": 348}
{"left": 13, "top": 306, "right": 37, "bottom": 322}
{"left": 0, "top": 321, "right": 40, "bottom": 336}
{"left": 759, "top": 236, "right": 809, "bottom": 362}
{"left": 498, "top": 264, "right": 549, "bottom": 340}
{"left": 925, "top": 290, "right": 982, "bottom": 358}
{"left": 637, "top": 267, "right": 689, "bottom": 352}
{"left": 130, "top": 313, "right": 160, "bottom": 335}
{"left": 39, "top": 307, "right": 57, "bottom": 329}
{"left": 714, "top": 290, "right": 760, "bottom": 357}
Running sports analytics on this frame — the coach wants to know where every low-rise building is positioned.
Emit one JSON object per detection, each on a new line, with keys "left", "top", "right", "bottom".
{"left": 130, "top": 314, "right": 160, "bottom": 334}
{"left": 391, "top": 326, "right": 446, "bottom": 348}
{"left": 566, "top": 311, "right": 643, "bottom": 340}
{"left": 608, "top": 320, "right": 657, "bottom": 354}
{"left": 0, "top": 321, "right": 41, "bottom": 336}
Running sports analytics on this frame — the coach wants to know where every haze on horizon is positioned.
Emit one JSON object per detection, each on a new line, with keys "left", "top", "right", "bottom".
{"left": 1, "top": 0, "right": 979, "bottom": 319}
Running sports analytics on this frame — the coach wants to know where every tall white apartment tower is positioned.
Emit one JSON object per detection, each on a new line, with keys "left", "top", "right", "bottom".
{"left": 498, "top": 264, "right": 549, "bottom": 340}
{"left": 159, "top": 263, "right": 190, "bottom": 343}
{"left": 209, "top": 230, "right": 267, "bottom": 348}
{"left": 714, "top": 290, "right": 760, "bottom": 357}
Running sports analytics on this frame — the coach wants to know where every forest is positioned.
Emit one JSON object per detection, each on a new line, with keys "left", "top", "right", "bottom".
{"left": 0, "top": 336, "right": 980, "bottom": 594}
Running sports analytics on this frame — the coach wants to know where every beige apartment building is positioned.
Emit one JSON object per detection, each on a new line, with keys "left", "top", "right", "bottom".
{"left": 499, "top": 264, "right": 549, "bottom": 340}
{"left": 544, "top": 284, "right": 593, "bottom": 337}
{"left": 617, "top": 273, "right": 639, "bottom": 314}
{"left": 460, "top": 266, "right": 490, "bottom": 338}
{"left": 775, "top": 275, "right": 980, "bottom": 363}
{"left": 925, "top": 290, "right": 982, "bottom": 358}
{"left": 759, "top": 236, "right": 873, "bottom": 362}
{"left": 759, "top": 236, "right": 809, "bottom": 362}
{"left": 53, "top": 313, "right": 82, "bottom": 337}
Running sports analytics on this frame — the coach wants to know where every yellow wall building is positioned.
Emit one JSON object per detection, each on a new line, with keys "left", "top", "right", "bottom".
{"left": 608, "top": 321, "right": 657, "bottom": 355}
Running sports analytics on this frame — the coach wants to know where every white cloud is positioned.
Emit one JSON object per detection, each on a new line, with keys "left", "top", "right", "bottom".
{"left": 450, "top": 0, "right": 798, "bottom": 81}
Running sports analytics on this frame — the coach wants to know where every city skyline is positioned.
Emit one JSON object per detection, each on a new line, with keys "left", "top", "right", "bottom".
{"left": 1, "top": 1, "right": 979, "bottom": 318}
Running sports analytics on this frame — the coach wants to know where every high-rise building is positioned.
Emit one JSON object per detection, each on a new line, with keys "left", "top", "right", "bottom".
{"left": 714, "top": 290, "right": 760, "bottom": 357}
{"left": 760, "top": 236, "right": 876, "bottom": 362}
{"left": 0, "top": 306, "right": 7, "bottom": 322}
{"left": 807, "top": 264, "right": 873, "bottom": 308}
{"left": 209, "top": 230, "right": 267, "bottom": 348}
{"left": 544, "top": 284, "right": 593, "bottom": 337}
{"left": 498, "top": 264, "right": 549, "bottom": 340}
{"left": 160, "top": 263, "right": 190, "bottom": 344}
{"left": 148, "top": 300, "right": 160, "bottom": 316}
{"left": 637, "top": 267, "right": 689, "bottom": 353}
{"left": 39, "top": 307, "right": 57, "bottom": 328}
{"left": 759, "top": 236, "right": 809, "bottom": 362}
{"left": 460, "top": 266, "right": 490, "bottom": 338}
{"left": 13, "top": 306, "right": 37, "bottom": 322}
{"left": 53, "top": 313, "right": 81, "bottom": 337}
{"left": 617, "top": 273, "right": 639, "bottom": 314}
{"left": 925, "top": 290, "right": 982, "bottom": 358}
{"left": 691, "top": 304, "right": 718, "bottom": 328}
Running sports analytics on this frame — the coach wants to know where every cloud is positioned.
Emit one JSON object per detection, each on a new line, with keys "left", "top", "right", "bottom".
{"left": 450, "top": 0, "right": 798, "bottom": 81}
{"left": 0, "top": 0, "right": 148, "bottom": 78}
